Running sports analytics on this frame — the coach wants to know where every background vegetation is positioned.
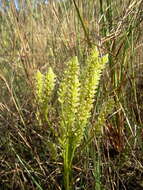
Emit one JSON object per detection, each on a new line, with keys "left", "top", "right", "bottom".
{"left": 0, "top": 0, "right": 143, "bottom": 189}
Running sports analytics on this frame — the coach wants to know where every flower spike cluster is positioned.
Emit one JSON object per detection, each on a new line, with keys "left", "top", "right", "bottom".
{"left": 35, "top": 67, "right": 56, "bottom": 124}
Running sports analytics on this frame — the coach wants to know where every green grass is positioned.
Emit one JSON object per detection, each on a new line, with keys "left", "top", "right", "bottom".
{"left": 0, "top": 0, "right": 143, "bottom": 189}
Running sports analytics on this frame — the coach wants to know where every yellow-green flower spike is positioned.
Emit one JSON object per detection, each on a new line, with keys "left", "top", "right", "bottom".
{"left": 43, "top": 67, "right": 56, "bottom": 104}
{"left": 58, "top": 56, "right": 80, "bottom": 147}
{"left": 35, "top": 67, "right": 56, "bottom": 124}
{"left": 77, "top": 47, "right": 108, "bottom": 145}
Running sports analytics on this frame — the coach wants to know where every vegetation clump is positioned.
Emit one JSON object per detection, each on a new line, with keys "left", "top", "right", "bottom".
{"left": 35, "top": 47, "right": 108, "bottom": 189}
{"left": 0, "top": 0, "right": 143, "bottom": 189}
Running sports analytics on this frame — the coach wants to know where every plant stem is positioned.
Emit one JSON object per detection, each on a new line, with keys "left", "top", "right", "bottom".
{"left": 64, "top": 139, "right": 73, "bottom": 190}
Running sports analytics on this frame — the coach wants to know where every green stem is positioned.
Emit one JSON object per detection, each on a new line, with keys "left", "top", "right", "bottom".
{"left": 72, "top": 0, "right": 91, "bottom": 47}
{"left": 99, "top": 0, "right": 107, "bottom": 37}
{"left": 64, "top": 139, "right": 73, "bottom": 190}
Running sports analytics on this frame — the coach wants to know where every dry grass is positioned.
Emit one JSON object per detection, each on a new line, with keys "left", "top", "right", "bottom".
{"left": 0, "top": 0, "right": 143, "bottom": 189}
